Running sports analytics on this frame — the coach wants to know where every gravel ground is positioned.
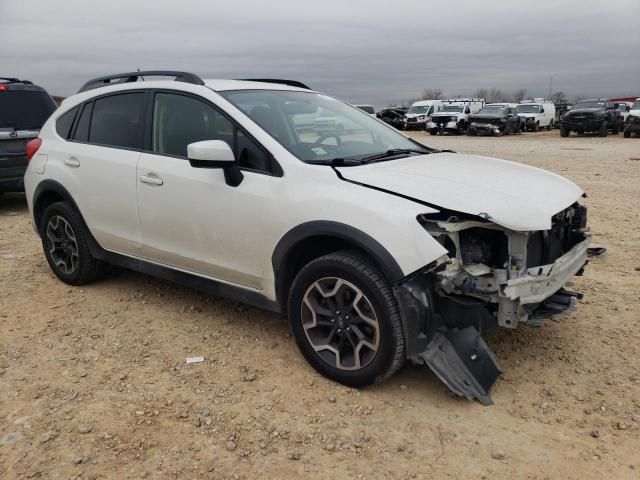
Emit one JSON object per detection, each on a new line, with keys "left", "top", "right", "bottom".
{"left": 1, "top": 131, "right": 639, "bottom": 479}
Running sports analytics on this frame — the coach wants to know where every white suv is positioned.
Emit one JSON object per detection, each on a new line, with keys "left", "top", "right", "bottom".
{"left": 24, "top": 71, "right": 591, "bottom": 405}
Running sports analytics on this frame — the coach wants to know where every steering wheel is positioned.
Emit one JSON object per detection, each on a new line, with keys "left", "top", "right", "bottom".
{"left": 314, "top": 133, "right": 342, "bottom": 146}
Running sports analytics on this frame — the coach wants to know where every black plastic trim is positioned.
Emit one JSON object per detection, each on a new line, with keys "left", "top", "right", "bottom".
{"left": 272, "top": 221, "right": 405, "bottom": 305}
{"left": 238, "top": 79, "right": 310, "bottom": 90}
{"left": 78, "top": 71, "right": 204, "bottom": 93}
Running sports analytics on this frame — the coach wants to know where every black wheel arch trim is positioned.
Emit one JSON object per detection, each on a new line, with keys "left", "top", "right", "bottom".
{"left": 272, "top": 220, "right": 405, "bottom": 306}
{"left": 32, "top": 179, "right": 103, "bottom": 257}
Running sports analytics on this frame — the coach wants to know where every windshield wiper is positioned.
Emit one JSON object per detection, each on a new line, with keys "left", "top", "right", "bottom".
{"left": 305, "top": 157, "right": 364, "bottom": 166}
{"left": 360, "top": 148, "right": 429, "bottom": 163}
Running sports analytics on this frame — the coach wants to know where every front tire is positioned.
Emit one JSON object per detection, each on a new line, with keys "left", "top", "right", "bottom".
{"left": 288, "top": 251, "right": 405, "bottom": 387}
{"left": 624, "top": 128, "right": 631, "bottom": 138}
{"left": 40, "top": 202, "right": 104, "bottom": 285}
{"left": 560, "top": 126, "right": 569, "bottom": 137}
{"left": 598, "top": 121, "right": 608, "bottom": 137}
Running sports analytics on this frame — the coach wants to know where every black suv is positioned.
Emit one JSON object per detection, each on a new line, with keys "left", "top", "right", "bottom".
{"left": 560, "top": 99, "right": 619, "bottom": 137}
{"left": 0, "top": 78, "right": 57, "bottom": 192}
{"left": 467, "top": 106, "right": 520, "bottom": 136}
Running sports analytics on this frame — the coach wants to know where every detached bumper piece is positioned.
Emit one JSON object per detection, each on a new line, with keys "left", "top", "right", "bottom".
{"left": 419, "top": 327, "right": 502, "bottom": 406}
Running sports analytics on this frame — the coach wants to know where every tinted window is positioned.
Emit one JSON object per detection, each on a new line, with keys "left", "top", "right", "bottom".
{"left": 56, "top": 106, "right": 79, "bottom": 139}
{"left": 89, "top": 93, "right": 145, "bottom": 149}
{"left": 152, "top": 93, "right": 234, "bottom": 158}
{"left": 73, "top": 102, "right": 93, "bottom": 142}
{"left": 0, "top": 90, "right": 56, "bottom": 130}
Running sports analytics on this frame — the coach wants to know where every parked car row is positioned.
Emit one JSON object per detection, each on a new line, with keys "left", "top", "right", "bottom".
{"left": 372, "top": 95, "right": 638, "bottom": 139}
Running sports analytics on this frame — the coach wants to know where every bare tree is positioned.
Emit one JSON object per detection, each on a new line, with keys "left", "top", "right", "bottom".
{"left": 513, "top": 89, "right": 527, "bottom": 103}
{"left": 550, "top": 91, "right": 566, "bottom": 104}
{"left": 421, "top": 88, "right": 443, "bottom": 100}
{"left": 474, "top": 88, "right": 489, "bottom": 101}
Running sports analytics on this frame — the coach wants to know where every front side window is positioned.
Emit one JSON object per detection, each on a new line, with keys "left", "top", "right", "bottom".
{"left": 219, "top": 90, "right": 430, "bottom": 164}
{"left": 89, "top": 93, "right": 145, "bottom": 149}
{"left": 152, "top": 92, "right": 270, "bottom": 172}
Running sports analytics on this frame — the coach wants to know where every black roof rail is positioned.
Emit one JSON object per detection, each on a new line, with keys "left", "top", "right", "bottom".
{"left": 0, "top": 77, "right": 33, "bottom": 84}
{"left": 238, "top": 78, "right": 311, "bottom": 89}
{"left": 78, "top": 71, "right": 205, "bottom": 93}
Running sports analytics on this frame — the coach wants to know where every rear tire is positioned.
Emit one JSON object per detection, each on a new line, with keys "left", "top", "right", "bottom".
{"left": 624, "top": 128, "right": 631, "bottom": 138}
{"left": 40, "top": 202, "right": 104, "bottom": 286}
{"left": 288, "top": 251, "right": 405, "bottom": 387}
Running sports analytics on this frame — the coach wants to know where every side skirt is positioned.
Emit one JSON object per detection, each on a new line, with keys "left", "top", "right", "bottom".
{"left": 96, "top": 250, "right": 282, "bottom": 314}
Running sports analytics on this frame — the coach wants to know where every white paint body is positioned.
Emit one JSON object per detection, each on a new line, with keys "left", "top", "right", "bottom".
{"left": 516, "top": 101, "right": 556, "bottom": 129}
{"left": 25, "top": 80, "right": 584, "bottom": 304}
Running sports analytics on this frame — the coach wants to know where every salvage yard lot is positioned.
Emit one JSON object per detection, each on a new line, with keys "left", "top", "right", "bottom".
{"left": 1, "top": 131, "right": 639, "bottom": 479}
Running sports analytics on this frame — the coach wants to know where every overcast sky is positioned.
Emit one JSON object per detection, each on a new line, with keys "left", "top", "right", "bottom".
{"left": 1, "top": 0, "right": 638, "bottom": 107}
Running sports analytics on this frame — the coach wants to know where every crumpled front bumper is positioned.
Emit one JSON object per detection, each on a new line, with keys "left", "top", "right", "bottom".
{"left": 504, "top": 236, "right": 590, "bottom": 305}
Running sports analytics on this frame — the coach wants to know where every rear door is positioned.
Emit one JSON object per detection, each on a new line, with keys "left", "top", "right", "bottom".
{"left": 61, "top": 92, "right": 146, "bottom": 254}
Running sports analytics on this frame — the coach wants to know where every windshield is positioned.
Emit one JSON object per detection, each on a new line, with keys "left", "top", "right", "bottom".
{"left": 441, "top": 105, "right": 463, "bottom": 112}
{"left": 220, "top": 90, "right": 430, "bottom": 164}
{"left": 477, "top": 106, "right": 505, "bottom": 115}
{"left": 0, "top": 90, "right": 56, "bottom": 130}
{"left": 516, "top": 104, "right": 539, "bottom": 114}
{"left": 633, "top": 101, "right": 640, "bottom": 110}
{"left": 407, "top": 105, "right": 430, "bottom": 114}
{"left": 575, "top": 100, "right": 605, "bottom": 109}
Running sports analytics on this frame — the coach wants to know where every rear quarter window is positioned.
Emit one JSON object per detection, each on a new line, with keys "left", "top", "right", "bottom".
{"left": 55, "top": 106, "right": 79, "bottom": 139}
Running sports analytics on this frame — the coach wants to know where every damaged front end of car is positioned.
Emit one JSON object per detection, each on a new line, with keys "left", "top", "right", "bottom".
{"left": 393, "top": 203, "right": 590, "bottom": 405}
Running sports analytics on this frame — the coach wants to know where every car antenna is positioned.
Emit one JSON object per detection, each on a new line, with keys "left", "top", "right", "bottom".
{"left": 137, "top": 68, "right": 145, "bottom": 81}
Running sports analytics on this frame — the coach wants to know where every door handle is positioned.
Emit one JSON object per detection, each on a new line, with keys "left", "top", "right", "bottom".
{"left": 139, "top": 174, "right": 164, "bottom": 186}
{"left": 64, "top": 157, "right": 81, "bottom": 168}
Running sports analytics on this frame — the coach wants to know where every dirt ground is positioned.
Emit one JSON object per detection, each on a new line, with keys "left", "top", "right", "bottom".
{"left": 1, "top": 131, "right": 639, "bottom": 480}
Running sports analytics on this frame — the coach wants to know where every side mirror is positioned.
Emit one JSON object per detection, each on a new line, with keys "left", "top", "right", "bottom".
{"left": 187, "top": 140, "right": 244, "bottom": 187}
{"left": 626, "top": 105, "right": 631, "bottom": 112}
{"left": 540, "top": 108, "right": 545, "bottom": 113}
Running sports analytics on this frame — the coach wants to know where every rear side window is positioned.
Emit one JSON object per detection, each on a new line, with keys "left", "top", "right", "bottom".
{"left": 0, "top": 90, "right": 56, "bottom": 130}
{"left": 89, "top": 93, "right": 145, "bottom": 149}
{"left": 56, "top": 106, "right": 79, "bottom": 139}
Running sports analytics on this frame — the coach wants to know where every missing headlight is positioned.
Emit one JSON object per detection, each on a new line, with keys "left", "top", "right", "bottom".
{"left": 458, "top": 228, "right": 508, "bottom": 268}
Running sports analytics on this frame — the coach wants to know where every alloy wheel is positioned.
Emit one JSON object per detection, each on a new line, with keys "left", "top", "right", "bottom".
{"left": 301, "top": 277, "right": 380, "bottom": 371}
{"left": 45, "top": 215, "right": 79, "bottom": 275}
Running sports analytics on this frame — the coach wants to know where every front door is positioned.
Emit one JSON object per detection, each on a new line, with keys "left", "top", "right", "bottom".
{"left": 136, "top": 91, "right": 280, "bottom": 289}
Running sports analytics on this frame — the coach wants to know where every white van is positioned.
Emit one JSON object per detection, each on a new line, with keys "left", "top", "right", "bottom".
{"left": 516, "top": 101, "right": 556, "bottom": 131}
{"left": 427, "top": 98, "right": 485, "bottom": 135}
{"left": 403, "top": 100, "right": 444, "bottom": 130}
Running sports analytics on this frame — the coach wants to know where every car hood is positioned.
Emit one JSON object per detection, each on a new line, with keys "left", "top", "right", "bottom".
{"left": 336, "top": 153, "right": 583, "bottom": 231}
{"left": 565, "top": 107, "right": 604, "bottom": 116}
{"left": 517, "top": 112, "right": 539, "bottom": 117}
{"left": 405, "top": 113, "right": 425, "bottom": 118}
{"left": 470, "top": 114, "right": 506, "bottom": 121}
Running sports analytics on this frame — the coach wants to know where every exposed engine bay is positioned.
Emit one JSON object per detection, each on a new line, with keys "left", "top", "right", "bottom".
{"left": 395, "top": 203, "right": 590, "bottom": 405}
